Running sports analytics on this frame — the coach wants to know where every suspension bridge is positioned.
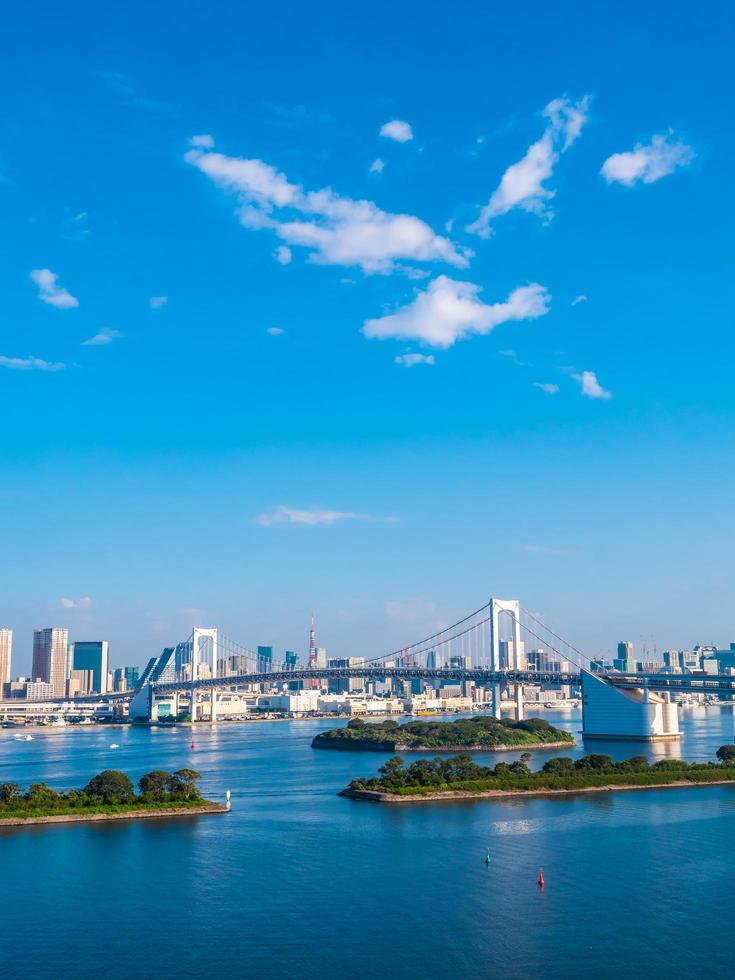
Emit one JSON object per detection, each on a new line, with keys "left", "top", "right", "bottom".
{"left": 125, "top": 597, "right": 735, "bottom": 740}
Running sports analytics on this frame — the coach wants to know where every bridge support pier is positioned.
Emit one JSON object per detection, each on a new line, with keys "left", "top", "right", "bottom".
{"left": 581, "top": 669, "right": 680, "bottom": 741}
{"left": 491, "top": 682, "right": 502, "bottom": 719}
{"left": 211, "top": 689, "right": 217, "bottom": 723}
{"left": 515, "top": 684, "right": 524, "bottom": 721}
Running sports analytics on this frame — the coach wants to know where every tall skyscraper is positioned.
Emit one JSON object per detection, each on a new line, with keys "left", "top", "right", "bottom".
{"left": 71, "top": 640, "right": 109, "bottom": 693}
{"left": 257, "top": 645, "right": 273, "bottom": 672}
{"left": 0, "top": 628, "right": 12, "bottom": 694}
{"left": 32, "top": 628, "right": 69, "bottom": 698}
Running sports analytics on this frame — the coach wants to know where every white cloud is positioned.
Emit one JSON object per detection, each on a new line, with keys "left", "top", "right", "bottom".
{"left": 395, "top": 352, "right": 435, "bottom": 367}
{"left": 274, "top": 245, "right": 292, "bottom": 264}
{"left": 0, "top": 355, "right": 65, "bottom": 371}
{"left": 363, "top": 276, "right": 550, "bottom": 348}
{"left": 571, "top": 294, "right": 587, "bottom": 306}
{"left": 189, "top": 134, "right": 215, "bottom": 148}
{"left": 467, "top": 95, "right": 590, "bottom": 237}
{"left": 255, "top": 506, "right": 397, "bottom": 526}
{"left": 30, "top": 268, "right": 79, "bottom": 309}
{"left": 575, "top": 370, "right": 611, "bottom": 400}
{"left": 601, "top": 132, "right": 694, "bottom": 187}
{"left": 185, "top": 145, "right": 469, "bottom": 274}
{"left": 266, "top": 326, "right": 285, "bottom": 336}
{"left": 380, "top": 120, "right": 413, "bottom": 143}
{"left": 370, "top": 157, "right": 386, "bottom": 174}
{"left": 533, "top": 382, "right": 559, "bottom": 394}
{"left": 61, "top": 596, "right": 93, "bottom": 609}
{"left": 81, "top": 328, "right": 123, "bottom": 346}
{"left": 149, "top": 295, "right": 168, "bottom": 309}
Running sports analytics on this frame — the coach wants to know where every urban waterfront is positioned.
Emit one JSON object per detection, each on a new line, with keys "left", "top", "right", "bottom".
{"left": 3, "top": 706, "right": 735, "bottom": 979}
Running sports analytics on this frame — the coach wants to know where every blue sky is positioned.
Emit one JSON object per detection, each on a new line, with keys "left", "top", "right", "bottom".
{"left": 2, "top": 1, "right": 734, "bottom": 674}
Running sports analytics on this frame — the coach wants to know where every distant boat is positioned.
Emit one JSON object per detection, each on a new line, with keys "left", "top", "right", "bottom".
{"left": 485, "top": 850, "right": 492, "bottom": 865}
{"left": 14, "top": 734, "right": 34, "bottom": 741}
{"left": 109, "top": 743, "right": 120, "bottom": 749}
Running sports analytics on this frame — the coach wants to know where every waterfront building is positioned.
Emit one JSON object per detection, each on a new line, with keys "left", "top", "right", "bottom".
{"left": 112, "top": 665, "right": 140, "bottom": 692}
{"left": 0, "top": 628, "right": 12, "bottom": 696}
{"left": 228, "top": 654, "right": 249, "bottom": 674}
{"left": 67, "top": 669, "right": 94, "bottom": 697}
{"left": 71, "top": 640, "right": 109, "bottom": 693}
{"left": 499, "top": 638, "right": 526, "bottom": 670}
{"left": 32, "top": 628, "right": 68, "bottom": 698}
{"left": 257, "top": 645, "right": 273, "bottom": 673}
{"left": 25, "top": 680, "right": 54, "bottom": 701}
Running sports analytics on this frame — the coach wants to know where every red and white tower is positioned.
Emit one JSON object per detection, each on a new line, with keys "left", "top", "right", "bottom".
{"left": 308, "top": 614, "right": 318, "bottom": 688}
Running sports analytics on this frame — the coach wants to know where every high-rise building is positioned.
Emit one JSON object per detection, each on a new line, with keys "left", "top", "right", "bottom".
{"left": 285, "top": 651, "right": 298, "bottom": 670}
{"left": 257, "top": 645, "right": 273, "bottom": 673}
{"left": 614, "top": 640, "right": 636, "bottom": 673}
{"left": 68, "top": 669, "right": 94, "bottom": 696}
{"left": 71, "top": 640, "right": 109, "bottom": 693}
{"left": 112, "top": 665, "right": 140, "bottom": 692}
{"left": 0, "top": 628, "right": 12, "bottom": 695}
{"left": 32, "top": 628, "right": 68, "bottom": 698}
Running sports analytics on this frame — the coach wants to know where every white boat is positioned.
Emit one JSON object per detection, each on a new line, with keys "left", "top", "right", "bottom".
{"left": 109, "top": 743, "right": 120, "bottom": 749}
{"left": 13, "top": 734, "right": 34, "bottom": 741}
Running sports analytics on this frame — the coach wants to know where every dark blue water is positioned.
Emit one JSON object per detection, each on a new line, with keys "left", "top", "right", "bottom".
{"left": 2, "top": 706, "right": 735, "bottom": 980}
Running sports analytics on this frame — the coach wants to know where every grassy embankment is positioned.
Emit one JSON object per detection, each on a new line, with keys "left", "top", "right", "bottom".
{"left": 343, "top": 746, "right": 735, "bottom": 798}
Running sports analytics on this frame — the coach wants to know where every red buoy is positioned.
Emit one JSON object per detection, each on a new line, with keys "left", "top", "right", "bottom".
{"left": 538, "top": 869, "right": 545, "bottom": 888}
{"left": 191, "top": 741, "right": 196, "bottom": 750}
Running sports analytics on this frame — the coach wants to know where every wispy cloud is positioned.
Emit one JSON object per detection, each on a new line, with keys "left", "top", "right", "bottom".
{"left": 266, "top": 326, "right": 285, "bottom": 336}
{"left": 149, "top": 295, "right": 168, "bottom": 309}
{"left": 571, "top": 294, "right": 587, "bottom": 306}
{"left": 61, "top": 596, "right": 93, "bottom": 609}
{"left": 601, "top": 132, "right": 694, "bottom": 187}
{"left": 575, "top": 370, "right": 611, "bottom": 400}
{"left": 467, "top": 95, "right": 590, "bottom": 237}
{"left": 370, "top": 157, "right": 386, "bottom": 174}
{"left": 189, "top": 134, "right": 214, "bottom": 148}
{"left": 30, "top": 269, "right": 79, "bottom": 309}
{"left": 81, "top": 328, "right": 122, "bottom": 346}
{"left": 380, "top": 120, "right": 413, "bottom": 143}
{"left": 0, "top": 355, "right": 65, "bottom": 372}
{"left": 255, "top": 506, "right": 397, "bottom": 526}
{"left": 533, "top": 382, "right": 559, "bottom": 394}
{"left": 395, "top": 352, "right": 435, "bottom": 367}
{"left": 274, "top": 245, "right": 292, "bottom": 265}
{"left": 363, "top": 276, "right": 550, "bottom": 348}
{"left": 185, "top": 141, "right": 469, "bottom": 274}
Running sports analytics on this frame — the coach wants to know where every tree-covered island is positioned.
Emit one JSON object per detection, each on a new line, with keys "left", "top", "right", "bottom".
{"left": 341, "top": 745, "right": 735, "bottom": 801}
{"left": 312, "top": 715, "right": 575, "bottom": 752}
{"left": 0, "top": 768, "right": 227, "bottom": 825}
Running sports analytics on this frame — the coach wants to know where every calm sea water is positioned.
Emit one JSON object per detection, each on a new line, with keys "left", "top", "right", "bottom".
{"left": 2, "top": 706, "right": 735, "bottom": 980}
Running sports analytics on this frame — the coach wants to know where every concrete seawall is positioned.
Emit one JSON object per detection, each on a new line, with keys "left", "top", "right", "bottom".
{"left": 0, "top": 803, "right": 228, "bottom": 828}
{"left": 313, "top": 739, "right": 575, "bottom": 753}
{"left": 340, "top": 779, "right": 735, "bottom": 804}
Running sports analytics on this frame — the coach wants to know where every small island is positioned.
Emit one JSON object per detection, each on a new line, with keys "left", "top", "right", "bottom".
{"left": 340, "top": 744, "right": 735, "bottom": 802}
{"left": 312, "top": 715, "right": 575, "bottom": 752}
{"left": 0, "top": 768, "right": 228, "bottom": 827}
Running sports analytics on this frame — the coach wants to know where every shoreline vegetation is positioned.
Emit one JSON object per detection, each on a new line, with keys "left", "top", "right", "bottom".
{"left": 0, "top": 767, "right": 227, "bottom": 826}
{"left": 341, "top": 744, "right": 735, "bottom": 803}
{"left": 312, "top": 716, "right": 575, "bottom": 752}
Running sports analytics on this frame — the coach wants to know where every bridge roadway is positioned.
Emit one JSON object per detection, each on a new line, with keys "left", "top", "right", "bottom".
{"left": 15, "top": 667, "right": 735, "bottom": 707}
{"left": 151, "top": 666, "right": 735, "bottom": 696}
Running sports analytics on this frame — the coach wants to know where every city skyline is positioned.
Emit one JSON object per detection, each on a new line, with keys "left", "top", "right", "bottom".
{"left": 2, "top": 2, "right": 735, "bottom": 670}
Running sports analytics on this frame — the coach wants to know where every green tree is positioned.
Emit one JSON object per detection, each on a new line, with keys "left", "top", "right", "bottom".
{"left": 0, "top": 782, "right": 21, "bottom": 804}
{"left": 24, "top": 783, "right": 61, "bottom": 806}
{"left": 542, "top": 757, "right": 575, "bottom": 775}
{"left": 166, "top": 768, "right": 202, "bottom": 801}
{"left": 575, "top": 754, "right": 614, "bottom": 772}
{"left": 83, "top": 770, "right": 135, "bottom": 805}
{"left": 716, "top": 744, "right": 735, "bottom": 764}
{"left": 139, "top": 770, "right": 171, "bottom": 801}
